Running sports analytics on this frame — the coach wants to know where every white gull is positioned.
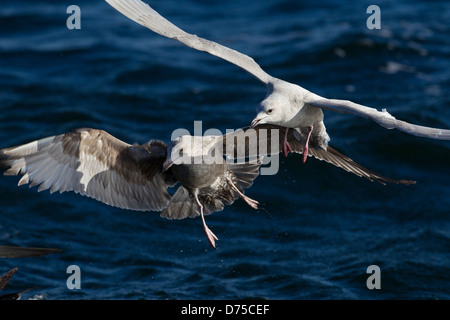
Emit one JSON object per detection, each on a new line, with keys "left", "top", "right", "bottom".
{"left": 105, "top": 0, "right": 450, "bottom": 162}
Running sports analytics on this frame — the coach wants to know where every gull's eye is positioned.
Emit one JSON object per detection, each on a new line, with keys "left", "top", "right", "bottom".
{"left": 267, "top": 108, "right": 273, "bottom": 114}
{"left": 179, "top": 148, "right": 184, "bottom": 155}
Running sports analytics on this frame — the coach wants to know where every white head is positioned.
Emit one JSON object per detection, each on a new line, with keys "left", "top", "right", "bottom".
{"left": 251, "top": 80, "right": 305, "bottom": 128}
{"left": 163, "top": 135, "right": 221, "bottom": 171}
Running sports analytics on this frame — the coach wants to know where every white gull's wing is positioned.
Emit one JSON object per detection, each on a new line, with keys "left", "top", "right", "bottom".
{"left": 105, "top": 0, "right": 274, "bottom": 85}
{"left": 0, "top": 129, "right": 171, "bottom": 211}
{"left": 305, "top": 93, "right": 450, "bottom": 140}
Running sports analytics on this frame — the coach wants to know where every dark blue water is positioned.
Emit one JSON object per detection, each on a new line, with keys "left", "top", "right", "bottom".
{"left": 1, "top": 0, "right": 449, "bottom": 300}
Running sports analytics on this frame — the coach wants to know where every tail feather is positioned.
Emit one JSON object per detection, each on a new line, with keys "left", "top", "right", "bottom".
{"left": 161, "top": 186, "right": 227, "bottom": 220}
{"left": 160, "top": 186, "right": 197, "bottom": 220}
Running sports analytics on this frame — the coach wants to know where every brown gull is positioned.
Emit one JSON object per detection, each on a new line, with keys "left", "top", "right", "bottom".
{"left": 0, "top": 128, "right": 261, "bottom": 248}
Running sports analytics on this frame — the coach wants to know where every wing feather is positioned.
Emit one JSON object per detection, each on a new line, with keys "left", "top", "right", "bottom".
{"left": 105, "top": 0, "right": 273, "bottom": 84}
{"left": 0, "top": 129, "right": 172, "bottom": 211}
{"left": 222, "top": 124, "right": 415, "bottom": 185}
{"left": 0, "top": 246, "right": 61, "bottom": 259}
{"left": 306, "top": 95, "right": 450, "bottom": 140}
{"left": 309, "top": 146, "right": 415, "bottom": 185}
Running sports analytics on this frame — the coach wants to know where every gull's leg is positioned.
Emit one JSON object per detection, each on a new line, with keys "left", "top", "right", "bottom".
{"left": 282, "top": 127, "right": 293, "bottom": 157}
{"left": 226, "top": 177, "right": 259, "bottom": 210}
{"left": 303, "top": 126, "right": 313, "bottom": 163}
{"left": 194, "top": 190, "right": 218, "bottom": 249}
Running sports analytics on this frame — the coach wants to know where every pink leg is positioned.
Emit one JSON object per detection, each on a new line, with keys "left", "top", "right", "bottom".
{"left": 282, "top": 128, "right": 293, "bottom": 157}
{"left": 194, "top": 192, "right": 218, "bottom": 249}
{"left": 303, "top": 126, "right": 313, "bottom": 163}
{"left": 226, "top": 178, "right": 259, "bottom": 210}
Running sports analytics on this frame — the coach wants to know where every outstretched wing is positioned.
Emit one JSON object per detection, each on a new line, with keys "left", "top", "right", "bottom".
{"left": 223, "top": 124, "right": 415, "bottom": 185}
{"left": 0, "top": 268, "right": 17, "bottom": 291}
{"left": 305, "top": 93, "right": 450, "bottom": 140}
{"left": 0, "top": 128, "right": 172, "bottom": 211}
{"left": 307, "top": 145, "right": 415, "bottom": 185}
{"left": 0, "top": 246, "right": 61, "bottom": 259}
{"left": 105, "top": 0, "right": 274, "bottom": 85}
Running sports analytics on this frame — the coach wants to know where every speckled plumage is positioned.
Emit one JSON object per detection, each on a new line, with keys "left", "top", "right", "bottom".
{"left": 0, "top": 128, "right": 262, "bottom": 248}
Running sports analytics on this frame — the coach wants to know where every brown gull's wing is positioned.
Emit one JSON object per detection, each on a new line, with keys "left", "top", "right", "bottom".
{"left": 0, "top": 128, "right": 172, "bottom": 211}
{"left": 222, "top": 124, "right": 415, "bottom": 185}
{"left": 0, "top": 268, "right": 32, "bottom": 300}
{"left": 0, "top": 268, "right": 17, "bottom": 291}
{"left": 306, "top": 145, "right": 415, "bottom": 185}
{"left": 0, "top": 245, "right": 62, "bottom": 259}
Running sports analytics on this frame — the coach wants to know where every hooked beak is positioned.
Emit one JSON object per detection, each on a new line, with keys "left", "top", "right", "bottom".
{"left": 250, "top": 117, "right": 262, "bottom": 129}
{"left": 162, "top": 159, "right": 173, "bottom": 172}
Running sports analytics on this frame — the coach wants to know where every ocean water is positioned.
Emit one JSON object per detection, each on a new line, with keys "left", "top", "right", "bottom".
{"left": 0, "top": 0, "right": 449, "bottom": 300}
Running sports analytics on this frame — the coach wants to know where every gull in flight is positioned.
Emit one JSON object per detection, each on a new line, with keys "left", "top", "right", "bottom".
{"left": 106, "top": 0, "right": 450, "bottom": 163}
{"left": 0, "top": 128, "right": 261, "bottom": 248}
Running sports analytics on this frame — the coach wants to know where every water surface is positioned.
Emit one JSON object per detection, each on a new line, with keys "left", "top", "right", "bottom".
{"left": 0, "top": 0, "right": 449, "bottom": 299}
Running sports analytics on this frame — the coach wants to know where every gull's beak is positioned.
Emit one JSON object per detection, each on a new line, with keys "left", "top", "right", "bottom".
{"left": 250, "top": 117, "right": 262, "bottom": 129}
{"left": 162, "top": 159, "right": 173, "bottom": 172}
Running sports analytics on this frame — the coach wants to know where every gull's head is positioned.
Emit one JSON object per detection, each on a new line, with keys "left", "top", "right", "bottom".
{"left": 164, "top": 135, "right": 192, "bottom": 171}
{"left": 163, "top": 135, "right": 218, "bottom": 171}
{"left": 251, "top": 104, "right": 280, "bottom": 128}
{"left": 251, "top": 80, "right": 305, "bottom": 128}
{"left": 251, "top": 92, "right": 289, "bottom": 128}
